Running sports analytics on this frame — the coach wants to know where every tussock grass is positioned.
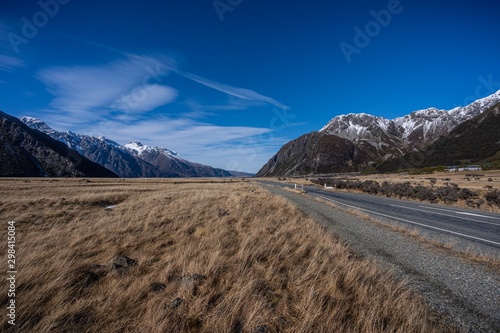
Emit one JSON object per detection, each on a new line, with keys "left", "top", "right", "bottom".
{"left": 0, "top": 179, "right": 454, "bottom": 333}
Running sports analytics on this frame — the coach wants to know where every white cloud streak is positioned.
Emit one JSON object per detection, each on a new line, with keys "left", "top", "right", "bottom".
{"left": 34, "top": 52, "right": 292, "bottom": 172}
{"left": 100, "top": 117, "right": 280, "bottom": 172}
{"left": 0, "top": 54, "right": 26, "bottom": 72}
{"left": 111, "top": 84, "right": 178, "bottom": 113}
{"left": 179, "top": 71, "right": 290, "bottom": 110}
{"left": 0, "top": 21, "right": 27, "bottom": 72}
{"left": 37, "top": 54, "right": 177, "bottom": 118}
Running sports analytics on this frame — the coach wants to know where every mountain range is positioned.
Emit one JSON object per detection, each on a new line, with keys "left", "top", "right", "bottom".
{"left": 0, "top": 111, "right": 117, "bottom": 178}
{"left": 18, "top": 116, "right": 233, "bottom": 178}
{"left": 377, "top": 102, "right": 500, "bottom": 172}
{"left": 3, "top": 89, "right": 499, "bottom": 178}
{"left": 257, "top": 90, "right": 500, "bottom": 176}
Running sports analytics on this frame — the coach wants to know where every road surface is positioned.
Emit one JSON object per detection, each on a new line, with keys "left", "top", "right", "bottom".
{"left": 257, "top": 180, "right": 500, "bottom": 253}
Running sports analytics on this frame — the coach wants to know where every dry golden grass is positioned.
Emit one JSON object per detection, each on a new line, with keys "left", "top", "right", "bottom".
{"left": 356, "top": 170, "right": 500, "bottom": 192}
{"left": 0, "top": 178, "right": 454, "bottom": 333}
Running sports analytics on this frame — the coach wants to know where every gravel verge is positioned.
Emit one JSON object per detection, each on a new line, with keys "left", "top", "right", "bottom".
{"left": 260, "top": 184, "right": 500, "bottom": 333}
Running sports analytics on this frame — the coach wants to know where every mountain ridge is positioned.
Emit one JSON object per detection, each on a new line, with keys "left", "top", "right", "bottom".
{"left": 1, "top": 110, "right": 118, "bottom": 178}
{"left": 21, "top": 116, "right": 232, "bottom": 178}
{"left": 377, "top": 101, "right": 500, "bottom": 172}
{"left": 319, "top": 90, "right": 500, "bottom": 160}
{"left": 258, "top": 90, "right": 500, "bottom": 177}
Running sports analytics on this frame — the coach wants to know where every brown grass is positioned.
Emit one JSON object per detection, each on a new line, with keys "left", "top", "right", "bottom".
{"left": 356, "top": 170, "right": 500, "bottom": 191}
{"left": 0, "top": 178, "right": 455, "bottom": 333}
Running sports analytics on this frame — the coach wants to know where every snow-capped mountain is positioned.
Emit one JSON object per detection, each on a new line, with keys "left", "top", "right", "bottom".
{"left": 1, "top": 111, "right": 117, "bottom": 178}
{"left": 378, "top": 102, "right": 500, "bottom": 172}
{"left": 257, "top": 90, "right": 500, "bottom": 176}
{"left": 123, "top": 142, "right": 180, "bottom": 159}
{"left": 320, "top": 89, "right": 500, "bottom": 158}
{"left": 20, "top": 118, "right": 231, "bottom": 178}
{"left": 21, "top": 116, "right": 57, "bottom": 134}
{"left": 122, "top": 141, "right": 231, "bottom": 177}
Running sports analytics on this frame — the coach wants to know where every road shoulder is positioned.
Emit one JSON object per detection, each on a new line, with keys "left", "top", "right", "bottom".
{"left": 260, "top": 184, "right": 500, "bottom": 333}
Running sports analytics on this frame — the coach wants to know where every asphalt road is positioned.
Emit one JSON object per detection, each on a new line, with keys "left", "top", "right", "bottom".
{"left": 257, "top": 180, "right": 500, "bottom": 253}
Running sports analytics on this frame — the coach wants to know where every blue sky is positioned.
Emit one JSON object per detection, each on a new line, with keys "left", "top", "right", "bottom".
{"left": 1, "top": 0, "right": 499, "bottom": 172}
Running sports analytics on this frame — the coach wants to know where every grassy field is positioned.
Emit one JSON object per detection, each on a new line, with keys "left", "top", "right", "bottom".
{"left": 268, "top": 170, "right": 500, "bottom": 190}
{"left": 0, "top": 178, "right": 454, "bottom": 333}
{"left": 356, "top": 170, "right": 500, "bottom": 191}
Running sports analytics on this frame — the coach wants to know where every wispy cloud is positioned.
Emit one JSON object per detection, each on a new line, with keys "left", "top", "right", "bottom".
{"left": 52, "top": 29, "right": 128, "bottom": 56}
{"left": 34, "top": 52, "right": 293, "bottom": 172}
{"left": 37, "top": 54, "right": 177, "bottom": 118}
{"left": 0, "top": 21, "right": 27, "bottom": 72}
{"left": 0, "top": 54, "right": 26, "bottom": 72}
{"left": 111, "top": 84, "right": 178, "bottom": 113}
{"left": 179, "top": 71, "right": 290, "bottom": 110}
{"left": 98, "top": 117, "right": 280, "bottom": 172}
{"left": 108, "top": 118, "right": 269, "bottom": 146}
{"left": 182, "top": 97, "right": 267, "bottom": 118}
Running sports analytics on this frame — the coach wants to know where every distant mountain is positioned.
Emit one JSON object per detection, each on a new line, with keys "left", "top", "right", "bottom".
{"left": 377, "top": 101, "right": 500, "bottom": 172}
{"left": 258, "top": 90, "right": 500, "bottom": 176}
{"left": 226, "top": 170, "right": 255, "bottom": 177}
{"left": 21, "top": 117, "right": 232, "bottom": 178}
{"left": 0, "top": 111, "right": 118, "bottom": 178}
{"left": 122, "top": 142, "right": 231, "bottom": 177}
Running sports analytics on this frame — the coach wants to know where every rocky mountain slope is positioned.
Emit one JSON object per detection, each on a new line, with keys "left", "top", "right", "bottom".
{"left": 0, "top": 111, "right": 118, "bottom": 177}
{"left": 21, "top": 117, "right": 231, "bottom": 178}
{"left": 256, "top": 132, "right": 370, "bottom": 176}
{"left": 258, "top": 90, "right": 500, "bottom": 176}
{"left": 122, "top": 142, "right": 231, "bottom": 177}
{"left": 377, "top": 101, "right": 500, "bottom": 172}
{"left": 320, "top": 90, "right": 500, "bottom": 160}
{"left": 21, "top": 117, "right": 178, "bottom": 178}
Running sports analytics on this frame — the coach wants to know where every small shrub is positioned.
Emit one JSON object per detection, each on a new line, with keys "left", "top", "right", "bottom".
{"left": 485, "top": 189, "right": 500, "bottom": 207}
{"left": 459, "top": 188, "right": 478, "bottom": 200}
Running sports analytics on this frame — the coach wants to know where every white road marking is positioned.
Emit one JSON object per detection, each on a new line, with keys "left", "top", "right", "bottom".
{"left": 421, "top": 205, "right": 500, "bottom": 220}
{"left": 389, "top": 204, "right": 500, "bottom": 226}
{"left": 312, "top": 193, "right": 500, "bottom": 247}
{"left": 456, "top": 212, "right": 498, "bottom": 218}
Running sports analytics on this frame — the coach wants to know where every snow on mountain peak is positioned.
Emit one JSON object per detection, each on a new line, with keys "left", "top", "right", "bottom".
{"left": 123, "top": 142, "right": 149, "bottom": 155}
{"left": 20, "top": 116, "right": 41, "bottom": 123}
{"left": 20, "top": 116, "right": 55, "bottom": 133}
{"left": 123, "top": 142, "right": 180, "bottom": 159}
{"left": 319, "top": 89, "right": 500, "bottom": 153}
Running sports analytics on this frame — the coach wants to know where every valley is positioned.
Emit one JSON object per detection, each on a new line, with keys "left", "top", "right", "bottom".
{"left": 1, "top": 2, "right": 500, "bottom": 332}
{"left": 0, "top": 178, "right": 457, "bottom": 333}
